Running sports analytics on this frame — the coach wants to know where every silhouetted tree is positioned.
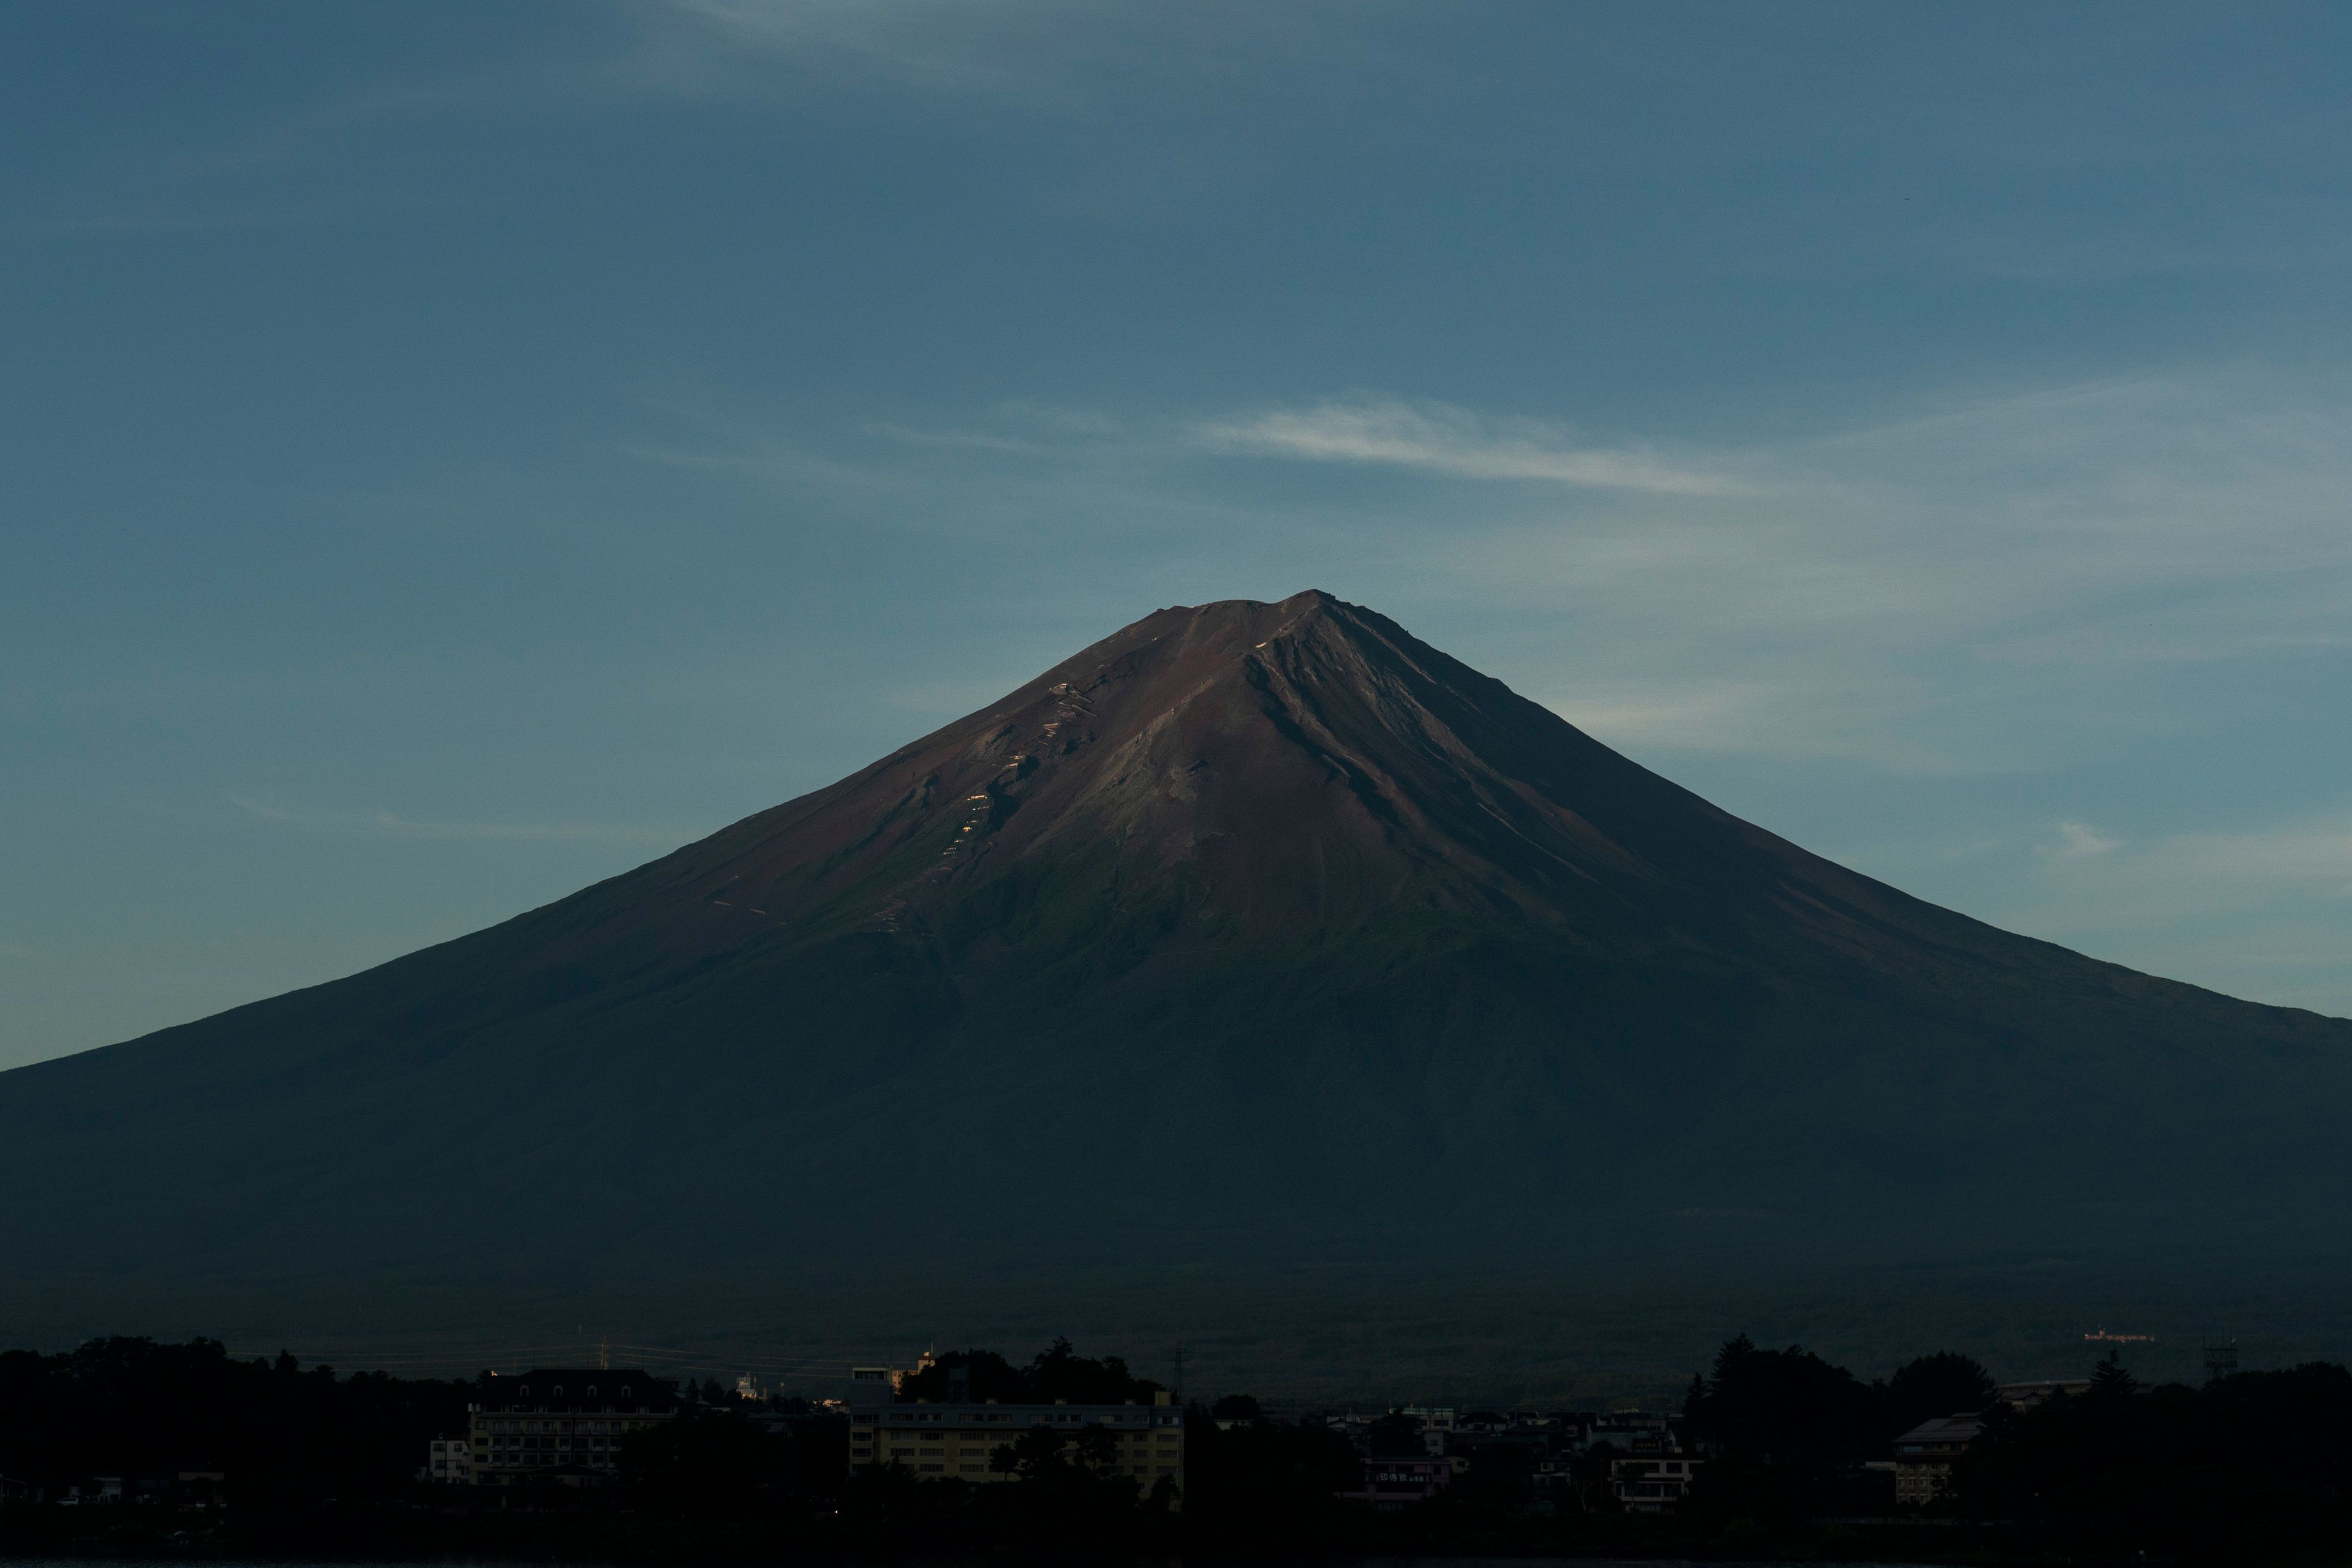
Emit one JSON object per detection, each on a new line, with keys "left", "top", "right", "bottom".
{"left": 0, "top": 1337, "right": 469, "bottom": 1509}
{"left": 1882, "top": 1350, "right": 1996, "bottom": 1434}
{"left": 1183, "top": 1411, "right": 1361, "bottom": 1542}
{"left": 1684, "top": 1334, "right": 1886, "bottom": 1520}
{"left": 2086, "top": 1348, "right": 2138, "bottom": 1404}
{"left": 617, "top": 1406, "right": 802, "bottom": 1514}
{"left": 1366, "top": 1412, "right": 1424, "bottom": 1456}
{"left": 894, "top": 1338, "right": 1164, "bottom": 1406}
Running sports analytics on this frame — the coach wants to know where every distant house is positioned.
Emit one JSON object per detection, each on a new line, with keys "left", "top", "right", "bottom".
{"left": 1586, "top": 1410, "right": 1673, "bottom": 1454}
{"left": 1893, "top": 1413, "right": 1983, "bottom": 1505}
{"left": 1397, "top": 1405, "right": 1456, "bottom": 1455}
{"left": 1335, "top": 1455, "right": 1460, "bottom": 1510}
{"left": 1995, "top": 1380, "right": 2090, "bottom": 1411}
{"left": 1609, "top": 1454, "right": 1701, "bottom": 1511}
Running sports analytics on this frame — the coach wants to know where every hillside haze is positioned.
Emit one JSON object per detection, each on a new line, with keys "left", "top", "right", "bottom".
{"left": 6, "top": 592, "right": 2350, "bottom": 1368}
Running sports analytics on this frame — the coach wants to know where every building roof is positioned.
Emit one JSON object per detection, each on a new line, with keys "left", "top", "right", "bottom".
{"left": 1892, "top": 1414, "right": 1985, "bottom": 1453}
{"left": 486, "top": 1369, "right": 674, "bottom": 1406}
{"left": 856, "top": 1400, "right": 1180, "bottom": 1423}
{"left": 1995, "top": 1379, "right": 2091, "bottom": 1408}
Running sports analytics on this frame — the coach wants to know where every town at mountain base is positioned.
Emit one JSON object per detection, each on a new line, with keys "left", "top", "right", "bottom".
{"left": 4, "top": 592, "right": 2349, "bottom": 1360}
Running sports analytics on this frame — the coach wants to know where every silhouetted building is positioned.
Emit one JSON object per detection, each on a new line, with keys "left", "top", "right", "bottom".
{"left": 1609, "top": 1453, "right": 1702, "bottom": 1511}
{"left": 1398, "top": 1404, "right": 1456, "bottom": 1454}
{"left": 847, "top": 1366, "right": 1184, "bottom": 1502}
{"left": 468, "top": 1367, "right": 677, "bottom": 1485}
{"left": 1893, "top": 1412, "right": 1983, "bottom": 1504}
{"left": 1336, "top": 1454, "right": 1458, "bottom": 1509}
{"left": 1995, "top": 1380, "right": 2089, "bottom": 1411}
{"left": 421, "top": 1436, "right": 471, "bottom": 1484}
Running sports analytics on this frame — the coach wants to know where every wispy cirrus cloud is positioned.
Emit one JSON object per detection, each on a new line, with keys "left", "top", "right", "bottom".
{"left": 2154, "top": 818, "right": 2352, "bottom": 895}
{"left": 1194, "top": 398, "right": 1759, "bottom": 497}
{"left": 652, "top": 0, "right": 1160, "bottom": 101}
{"left": 2050, "top": 821, "right": 2123, "bottom": 859}
{"left": 670, "top": 0, "right": 1028, "bottom": 86}
{"left": 2000, "top": 812, "right": 2352, "bottom": 996}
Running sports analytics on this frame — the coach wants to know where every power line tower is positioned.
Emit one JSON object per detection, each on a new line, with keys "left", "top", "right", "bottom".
{"left": 2202, "top": 1338, "right": 2237, "bottom": 1382}
{"left": 1169, "top": 1345, "right": 1189, "bottom": 1403}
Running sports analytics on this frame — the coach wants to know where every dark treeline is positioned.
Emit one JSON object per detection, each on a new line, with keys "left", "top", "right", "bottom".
{"left": 1958, "top": 1355, "right": 2352, "bottom": 1559}
{"left": 5, "top": 1333, "right": 2352, "bottom": 1562}
{"left": 0, "top": 1337, "right": 472, "bottom": 1509}
{"left": 1681, "top": 1333, "right": 1995, "bottom": 1517}
{"left": 890, "top": 1336, "right": 1166, "bottom": 1405}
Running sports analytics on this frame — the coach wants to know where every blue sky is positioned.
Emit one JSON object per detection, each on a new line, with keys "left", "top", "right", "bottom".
{"left": 6, "top": 1, "right": 2351, "bottom": 1069}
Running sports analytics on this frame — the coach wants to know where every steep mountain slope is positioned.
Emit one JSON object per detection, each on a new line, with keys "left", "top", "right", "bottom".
{"left": 5, "top": 592, "right": 2348, "bottom": 1336}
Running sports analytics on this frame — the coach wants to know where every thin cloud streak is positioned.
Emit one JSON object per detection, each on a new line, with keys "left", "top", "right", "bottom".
{"left": 651, "top": 0, "right": 1130, "bottom": 102}
{"left": 627, "top": 366, "right": 2352, "bottom": 780}
{"left": 1196, "top": 399, "right": 1759, "bottom": 497}
{"left": 672, "top": 0, "right": 1025, "bottom": 86}
{"left": 1994, "top": 813, "right": 2352, "bottom": 986}
{"left": 2051, "top": 821, "right": 2123, "bottom": 859}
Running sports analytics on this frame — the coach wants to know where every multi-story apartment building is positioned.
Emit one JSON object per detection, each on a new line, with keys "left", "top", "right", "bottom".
{"left": 846, "top": 1366, "right": 1184, "bottom": 1502}
{"left": 467, "top": 1367, "right": 679, "bottom": 1485}
{"left": 1608, "top": 1453, "right": 1702, "bottom": 1511}
{"left": 421, "top": 1435, "right": 472, "bottom": 1484}
{"left": 1892, "top": 1412, "right": 1983, "bottom": 1505}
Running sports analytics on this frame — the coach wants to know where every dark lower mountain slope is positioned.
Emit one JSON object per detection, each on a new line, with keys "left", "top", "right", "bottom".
{"left": 4, "top": 592, "right": 2349, "bottom": 1341}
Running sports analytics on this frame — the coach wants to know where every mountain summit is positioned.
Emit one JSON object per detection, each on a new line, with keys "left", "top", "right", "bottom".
{"left": 6, "top": 592, "right": 2348, "bottom": 1349}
